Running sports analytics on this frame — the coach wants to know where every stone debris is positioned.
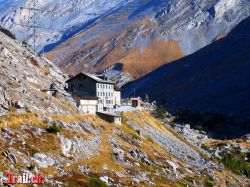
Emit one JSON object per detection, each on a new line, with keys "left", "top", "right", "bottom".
{"left": 175, "top": 124, "right": 208, "bottom": 147}
{"left": 128, "top": 120, "right": 215, "bottom": 171}
{"left": 129, "top": 149, "right": 152, "bottom": 166}
{"left": 2, "top": 150, "right": 17, "bottom": 164}
{"left": 57, "top": 134, "right": 101, "bottom": 160}
{"left": 33, "top": 153, "right": 55, "bottom": 168}
{"left": 99, "top": 176, "right": 114, "bottom": 185}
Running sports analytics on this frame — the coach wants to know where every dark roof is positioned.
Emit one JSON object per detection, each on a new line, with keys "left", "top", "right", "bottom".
{"left": 66, "top": 73, "right": 114, "bottom": 84}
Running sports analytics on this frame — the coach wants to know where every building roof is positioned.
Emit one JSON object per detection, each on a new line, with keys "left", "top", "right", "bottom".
{"left": 66, "top": 73, "right": 115, "bottom": 84}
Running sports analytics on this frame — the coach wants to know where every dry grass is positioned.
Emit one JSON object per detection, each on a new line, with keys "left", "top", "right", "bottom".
{"left": 121, "top": 38, "right": 183, "bottom": 78}
{"left": 42, "top": 167, "right": 58, "bottom": 176}
{"left": 51, "top": 97, "right": 77, "bottom": 114}
{"left": 0, "top": 112, "right": 45, "bottom": 129}
{"left": 26, "top": 133, "right": 60, "bottom": 154}
{"left": 0, "top": 110, "right": 220, "bottom": 186}
{"left": 45, "top": 18, "right": 183, "bottom": 79}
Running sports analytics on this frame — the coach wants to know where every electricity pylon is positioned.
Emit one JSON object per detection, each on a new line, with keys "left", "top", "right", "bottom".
{"left": 25, "top": 0, "right": 41, "bottom": 53}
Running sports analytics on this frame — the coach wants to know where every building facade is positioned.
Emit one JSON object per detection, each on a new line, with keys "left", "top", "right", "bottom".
{"left": 66, "top": 73, "right": 117, "bottom": 112}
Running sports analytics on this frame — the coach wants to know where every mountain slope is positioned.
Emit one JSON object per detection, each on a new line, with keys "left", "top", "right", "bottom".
{"left": 0, "top": 20, "right": 250, "bottom": 187}
{"left": 1, "top": 0, "right": 250, "bottom": 85}
{"left": 0, "top": 0, "right": 128, "bottom": 51}
{"left": 0, "top": 28, "right": 76, "bottom": 114}
{"left": 123, "top": 16, "right": 250, "bottom": 119}
{"left": 45, "top": 0, "right": 250, "bottom": 83}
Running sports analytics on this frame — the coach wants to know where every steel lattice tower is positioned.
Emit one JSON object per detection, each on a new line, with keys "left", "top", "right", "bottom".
{"left": 26, "top": 0, "right": 41, "bottom": 53}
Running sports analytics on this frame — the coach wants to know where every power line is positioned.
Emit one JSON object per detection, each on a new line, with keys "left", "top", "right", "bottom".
{"left": 19, "top": 0, "right": 41, "bottom": 53}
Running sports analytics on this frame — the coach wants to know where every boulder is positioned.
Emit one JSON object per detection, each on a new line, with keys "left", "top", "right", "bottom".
{"left": 33, "top": 153, "right": 55, "bottom": 168}
{"left": 99, "top": 176, "right": 114, "bottom": 185}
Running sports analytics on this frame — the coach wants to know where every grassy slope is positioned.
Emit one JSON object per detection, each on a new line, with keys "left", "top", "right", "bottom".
{"left": 0, "top": 111, "right": 248, "bottom": 186}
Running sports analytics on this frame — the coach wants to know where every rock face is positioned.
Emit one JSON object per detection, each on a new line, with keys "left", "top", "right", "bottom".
{"left": 0, "top": 30, "right": 76, "bottom": 114}
{"left": 128, "top": 120, "right": 212, "bottom": 171}
{"left": 33, "top": 153, "right": 55, "bottom": 168}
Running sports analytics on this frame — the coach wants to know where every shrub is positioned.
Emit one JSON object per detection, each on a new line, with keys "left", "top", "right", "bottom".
{"left": 220, "top": 148, "right": 250, "bottom": 178}
{"left": 8, "top": 106, "right": 17, "bottom": 112}
{"left": 156, "top": 105, "right": 166, "bottom": 119}
{"left": 46, "top": 123, "right": 61, "bottom": 133}
{"left": 170, "top": 122, "right": 176, "bottom": 128}
{"left": 194, "top": 125, "right": 203, "bottom": 131}
{"left": 30, "top": 148, "right": 39, "bottom": 157}
{"left": 204, "top": 177, "right": 214, "bottom": 187}
{"left": 88, "top": 177, "right": 106, "bottom": 187}
{"left": 27, "top": 164, "right": 35, "bottom": 171}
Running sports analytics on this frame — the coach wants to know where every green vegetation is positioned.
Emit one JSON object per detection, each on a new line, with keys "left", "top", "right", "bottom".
{"left": 27, "top": 164, "right": 35, "bottom": 171}
{"left": 26, "top": 144, "right": 39, "bottom": 157}
{"left": 204, "top": 177, "right": 214, "bottom": 187}
{"left": 194, "top": 125, "right": 203, "bottom": 131}
{"left": 170, "top": 122, "right": 176, "bottom": 128}
{"left": 156, "top": 105, "right": 166, "bottom": 119}
{"left": 220, "top": 147, "right": 250, "bottom": 178}
{"left": 46, "top": 123, "right": 61, "bottom": 133}
{"left": 88, "top": 177, "right": 107, "bottom": 187}
{"left": 30, "top": 148, "right": 39, "bottom": 157}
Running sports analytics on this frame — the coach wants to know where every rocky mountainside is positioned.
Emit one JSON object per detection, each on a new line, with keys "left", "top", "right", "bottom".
{"left": 0, "top": 0, "right": 129, "bottom": 51}
{"left": 1, "top": 0, "right": 250, "bottom": 86}
{"left": 123, "top": 16, "right": 250, "bottom": 120}
{"left": 44, "top": 0, "right": 250, "bottom": 85}
{"left": 0, "top": 27, "right": 249, "bottom": 186}
{"left": 0, "top": 28, "right": 76, "bottom": 115}
{"left": 1, "top": 108, "right": 250, "bottom": 186}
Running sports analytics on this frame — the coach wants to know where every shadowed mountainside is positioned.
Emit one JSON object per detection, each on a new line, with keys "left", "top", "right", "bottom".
{"left": 123, "top": 16, "right": 250, "bottom": 121}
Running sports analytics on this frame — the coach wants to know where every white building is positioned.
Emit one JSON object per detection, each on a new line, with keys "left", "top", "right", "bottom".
{"left": 66, "top": 73, "right": 119, "bottom": 112}
{"left": 114, "top": 87, "right": 121, "bottom": 106}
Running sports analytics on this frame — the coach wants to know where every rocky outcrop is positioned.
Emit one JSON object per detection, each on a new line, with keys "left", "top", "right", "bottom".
{"left": 0, "top": 30, "right": 76, "bottom": 114}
